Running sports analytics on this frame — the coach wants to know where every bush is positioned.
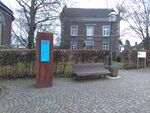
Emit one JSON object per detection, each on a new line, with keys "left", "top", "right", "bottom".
{"left": 0, "top": 49, "right": 112, "bottom": 78}
{"left": 121, "top": 50, "right": 150, "bottom": 69}
{"left": 0, "top": 49, "right": 36, "bottom": 78}
{"left": 71, "top": 49, "right": 109, "bottom": 64}
{"left": 116, "top": 56, "right": 121, "bottom": 62}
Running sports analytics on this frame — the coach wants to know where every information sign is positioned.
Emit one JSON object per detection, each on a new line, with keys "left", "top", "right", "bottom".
{"left": 40, "top": 40, "right": 50, "bottom": 62}
{"left": 137, "top": 51, "right": 146, "bottom": 69}
{"left": 138, "top": 51, "right": 146, "bottom": 58}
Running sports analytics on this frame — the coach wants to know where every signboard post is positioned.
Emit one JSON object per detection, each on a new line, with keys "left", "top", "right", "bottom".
{"left": 137, "top": 51, "right": 146, "bottom": 69}
{"left": 36, "top": 32, "right": 53, "bottom": 88}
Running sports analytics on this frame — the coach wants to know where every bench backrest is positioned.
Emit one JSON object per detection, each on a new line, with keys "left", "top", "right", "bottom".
{"left": 73, "top": 63, "right": 106, "bottom": 73}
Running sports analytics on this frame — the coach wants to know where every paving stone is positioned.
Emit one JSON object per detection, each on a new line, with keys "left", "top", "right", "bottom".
{"left": 0, "top": 68, "right": 150, "bottom": 113}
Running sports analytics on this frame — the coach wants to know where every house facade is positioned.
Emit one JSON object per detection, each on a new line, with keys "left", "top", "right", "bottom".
{"left": 60, "top": 7, "right": 120, "bottom": 52}
{"left": 0, "top": 1, "right": 14, "bottom": 46}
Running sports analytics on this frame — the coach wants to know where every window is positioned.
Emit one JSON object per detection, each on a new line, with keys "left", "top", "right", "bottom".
{"left": 71, "top": 41, "right": 77, "bottom": 50}
{"left": 71, "top": 25, "right": 78, "bottom": 36}
{"left": 102, "top": 26, "right": 110, "bottom": 36}
{"left": 102, "top": 41, "right": 109, "bottom": 50}
{"left": 86, "top": 26, "right": 94, "bottom": 36}
{"left": 86, "top": 41, "right": 94, "bottom": 49}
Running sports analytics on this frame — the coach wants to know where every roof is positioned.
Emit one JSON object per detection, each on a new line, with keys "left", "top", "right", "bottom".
{"left": 61, "top": 7, "right": 114, "bottom": 19}
{"left": 131, "top": 42, "right": 144, "bottom": 50}
{"left": 0, "top": 1, "right": 15, "bottom": 20}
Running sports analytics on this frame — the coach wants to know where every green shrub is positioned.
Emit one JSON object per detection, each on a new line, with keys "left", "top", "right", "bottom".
{"left": 116, "top": 56, "right": 121, "bottom": 62}
{"left": 121, "top": 50, "right": 150, "bottom": 69}
{"left": 0, "top": 49, "right": 115, "bottom": 78}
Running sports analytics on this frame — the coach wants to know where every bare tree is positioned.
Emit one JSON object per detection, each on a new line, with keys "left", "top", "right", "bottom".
{"left": 116, "top": 0, "right": 150, "bottom": 49}
{"left": 13, "top": 0, "right": 71, "bottom": 48}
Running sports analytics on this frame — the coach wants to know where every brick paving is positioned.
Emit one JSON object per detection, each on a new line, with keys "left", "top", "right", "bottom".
{"left": 0, "top": 68, "right": 150, "bottom": 113}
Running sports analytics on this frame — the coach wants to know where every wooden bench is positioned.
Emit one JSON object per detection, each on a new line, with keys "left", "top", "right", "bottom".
{"left": 73, "top": 63, "right": 111, "bottom": 79}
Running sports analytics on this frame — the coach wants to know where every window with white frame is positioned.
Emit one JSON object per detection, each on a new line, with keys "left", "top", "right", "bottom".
{"left": 102, "top": 41, "right": 109, "bottom": 50}
{"left": 86, "top": 26, "right": 94, "bottom": 36}
{"left": 71, "top": 25, "right": 78, "bottom": 36}
{"left": 102, "top": 26, "right": 110, "bottom": 36}
{"left": 86, "top": 41, "right": 94, "bottom": 49}
{"left": 71, "top": 41, "right": 77, "bottom": 50}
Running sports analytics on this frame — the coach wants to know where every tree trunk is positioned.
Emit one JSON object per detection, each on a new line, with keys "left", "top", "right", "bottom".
{"left": 28, "top": 29, "right": 35, "bottom": 49}
{"left": 28, "top": 0, "right": 36, "bottom": 49}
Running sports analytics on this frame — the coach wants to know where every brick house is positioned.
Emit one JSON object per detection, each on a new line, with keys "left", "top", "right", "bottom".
{"left": 60, "top": 7, "right": 120, "bottom": 52}
{"left": 0, "top": 1, "right": 14, "bottom": 46}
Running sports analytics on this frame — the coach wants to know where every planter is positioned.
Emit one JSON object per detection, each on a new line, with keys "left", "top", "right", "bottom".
{"left": 110, "top": 64, "right": 119, "bottom": 77}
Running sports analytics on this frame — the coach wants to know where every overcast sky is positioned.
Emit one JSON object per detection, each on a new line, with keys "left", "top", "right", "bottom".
{"left": 2, "top": 0, "right": 119, "bottom": 11}
{"left": 2, "top": 0, "right": 141, "bottom": 45}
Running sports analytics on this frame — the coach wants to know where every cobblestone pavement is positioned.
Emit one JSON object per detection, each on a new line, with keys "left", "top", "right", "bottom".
{"left": 0, "top": 68, "right": 150, "bottom": 113}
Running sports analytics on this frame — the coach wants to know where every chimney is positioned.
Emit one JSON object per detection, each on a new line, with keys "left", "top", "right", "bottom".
{"left": 135, "top": 42, "right": 137, "bottom": 46}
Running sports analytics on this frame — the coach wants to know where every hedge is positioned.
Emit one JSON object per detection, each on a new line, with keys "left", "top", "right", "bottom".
{"left": 0, "top": 49, "right": 110, "bottom": 78}
{"left": 121, "top": 50, "right": 150, "bottom": 69}
{"left": 2, "top": 49, "right": 150, "bottom": 78}
{"left": 0, "top": 49, "right": 35, "bottom": 78}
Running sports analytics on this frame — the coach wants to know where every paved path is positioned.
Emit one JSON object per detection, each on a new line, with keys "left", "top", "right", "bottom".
{"left": 0, "top": 68, "right": 150, "bottom": 113}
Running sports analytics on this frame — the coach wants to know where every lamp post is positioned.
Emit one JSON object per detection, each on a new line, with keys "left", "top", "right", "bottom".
{"left": 108, "top": 10, "right": 117, "bottom": 67}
